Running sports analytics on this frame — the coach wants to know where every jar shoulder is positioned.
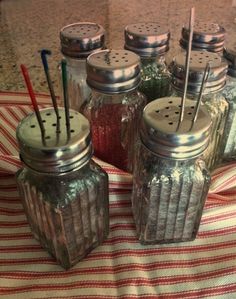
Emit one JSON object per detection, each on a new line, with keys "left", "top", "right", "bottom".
{"left": 81, "top": 90, "right": 146, "bottom": 109}
{"left": 134, "top": 146, "right": 210, "bottom": 185}
{"left": 16, "top": 161, "right": 108, "bottom": 206}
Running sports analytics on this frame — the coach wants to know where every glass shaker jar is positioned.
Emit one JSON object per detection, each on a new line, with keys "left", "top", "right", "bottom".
{"left": 132, "top": 97, "right": 211, "bottom": 244}
{"left": 222, "top": 43, "right": 236, "bottom": 160}
{"left": 180, "top": 21, "right": 225, "bottom": 54}
{"left": 16, "top": 108, "right": 109, "bottom": 269}
{"left": 124, "top": 22, "right": 171, "bottom": 102}
{"left": 60, "top": 22, "right": 105, "bottom": 111}
{"left": 171, "top": 51, "right": 228, "bottom": 170}
{"left": 81, "top": 49, "right": 146, "bottom": 172}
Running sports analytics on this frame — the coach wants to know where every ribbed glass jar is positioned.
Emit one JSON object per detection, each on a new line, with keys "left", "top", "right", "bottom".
{"left": 81, "top": 49, "right": 146, "bottom": 172}
{"left": 132, "top": 97, "right": 211, "bottom": 244}
{"left": 16, "top": 108, "right": 109, "bottom": 269}
{"left": 65, "top": 57, "right": 91, "bottom": 111}
{"left": 221, "top": 44, "right": 236, "bottom": 161}
{"left": 60, "top": 22, "right": 105, "bottom": 111}
{"left": 81, "top": 90, "right": 146, "bottom": 172}
{"left": 139, "top": 56, "right": 170, "bottom": 101}
{"left": 171, "top": 90, "right": 228, "bottom": 170}
{"left": 171, "top": 51, "right": 228, "bottom": 170}
{"left": 124, "top": 22, "right": 171, "bottom": 102}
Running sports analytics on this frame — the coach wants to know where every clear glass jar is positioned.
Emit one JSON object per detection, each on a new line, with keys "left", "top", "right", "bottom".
{"left": 81, "top": 49, "right": 146, "bottom": 172}
{"left": 172, "top": 90, "right": 228, "bottom": 170}
{"left": 124, "top": 22, "right": 171, "bottom": 102}
{"left": 222, "top": 45, "right": 236, "bottom": 161}
{"left": 132, "top": 97, "right": 211, "bottom": 244}
{"left": 81, "top": 90, "right": 146, "bottom": 172}
{"left": 171, "top": 51, "right": 228, "bottom": 170}
{"left": 60, "top": 22, "right": 105, "bottom": 111}
{"left": 16, "top": 108, "right": 109, "bottom": 269}
{"left": 65, "top": 56, "right": 91, "bottom": 111}
{"left": 138, "top": 56, "right": 170, "bottom": 101}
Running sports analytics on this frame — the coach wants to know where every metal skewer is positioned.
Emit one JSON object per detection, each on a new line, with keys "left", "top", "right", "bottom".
{"left": 20, "top": 64, "right": 45, "bottom": 138}
{"left": 40, "top": 49, "right": 60, "bottom": 131}
{"left": 178, "top": 7, "right": 195, "bottom": 129}
{"left": 61, "top": 59, "right": 71, "bottom": 136}
{"left": 191, "top": 62, "right": 210, "bottom": 127}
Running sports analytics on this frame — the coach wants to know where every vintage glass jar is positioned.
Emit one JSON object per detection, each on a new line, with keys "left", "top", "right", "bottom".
{"left": 180, "top": 21, "right": 225, "bottom": 53}
{"left": 222, "top": 43, "right": 236, "bottom": 160}
{"left": 60, "top": 22, "right": 105, "bottom": 111}
{"left": 16, "top": 107, "right": 109, "bottom": 269}
{"left": 171, "top": 51, "right": 228, "bottom": 170}
{"left": 124, "top": 22, "right": 171, "bottom": 102}
{"left": 132, "top": 97, "right": 212, "bottom": 244}
{"left": 81, "top": 49, "right": 146, "bottom": 172}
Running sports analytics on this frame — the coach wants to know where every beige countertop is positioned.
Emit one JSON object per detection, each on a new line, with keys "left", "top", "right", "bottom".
{"left": 1, "top": 0, "right": 236, "bottom": 94}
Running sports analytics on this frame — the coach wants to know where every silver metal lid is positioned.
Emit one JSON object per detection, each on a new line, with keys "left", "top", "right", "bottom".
{"left": 124, "top": 22, "right": 170, "bottom": 57}
{"left": 16, "top": 108, "right": 92, "bottom": 173}
{"left": 180, "top": 21, "right": 225, "bottom": 53}
{"left": 180, "top": 38, "right": 224, "bottom": 53}
{"left": 141, "top": 97, "right": 212, "bottom": 160}
{"left": 171, "top": 51, "right": 228, "bottom": 95}
{"left": 86, "top": 49, "right": 141, "bottom": 94}
{"left": 60, "top": 22, "right": 105, "bottom": 58}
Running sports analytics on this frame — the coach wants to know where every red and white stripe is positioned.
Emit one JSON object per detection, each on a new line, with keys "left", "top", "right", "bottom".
{"left": 0, "top": 92, "right": 236, "bottom": 299}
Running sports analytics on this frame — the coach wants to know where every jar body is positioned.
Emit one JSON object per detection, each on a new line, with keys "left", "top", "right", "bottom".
{"left": 139, "top": 56, "right": 170, "bottom": 102}
{"left": 132, "top": 143, "right": 211, "bottom": 244}
{"left": 16, "top": 160, "right": 109, "bottom": 269}
{"left": 171, "top": 89, "right": 229, "bottom": 170}
{"left": 81, "top": 90, "right": 146, "bottom": 172}
{"left": 64, "top": 56, "right": 91, "bottom": 111}
{"left": 222, "top": 75, "right": 236, "bottom": 161}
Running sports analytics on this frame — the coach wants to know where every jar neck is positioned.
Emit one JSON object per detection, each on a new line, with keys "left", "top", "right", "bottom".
{"left": 140, "top": 55, "right": 166, "bottom": 66}
{"left": 91, "top": 89, "right": 139, "bottom": 103}
{"left": 142, "top": 141, "right": 202, "bottom": 165}
{"left": 227, "top": 73, "right": 236, "bottom": 80}
{"left": 150, "top": 152, "right": 201, "bottom": 167}
{"left": 23, "top": 158, "right": 91, "bottom": 178}
{"left": 171, "top": 86, "right": 220, "bottom": 102}
{"left": 64, "top": 55, "right": 87, "bottom": 68}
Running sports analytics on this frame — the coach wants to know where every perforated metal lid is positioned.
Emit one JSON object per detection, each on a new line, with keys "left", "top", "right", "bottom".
{"left": 86, "top": 49, "right": 141, "bottom": 93}
{"left": 124, "top": 22, "right": 170, "bottom": 57}
{"left": 60, "top": 22, "right": 105, "bottom": 58}
{"left": 171, "top": 51, "right": 228, "bottom": 95}
{"left": 180, "top": 38, "right": 224, "bottom": 53}
{"left": 16, "top": 108, "right": 92, "bottom": 173}
{"left": 180, "top": 21, "right": 225, "bottom": 53}
{"left": 141, "top": 97, "right": 211, "bottom": 159}
{"left": 223, "top": 41, "right": 236, "bottom": 76}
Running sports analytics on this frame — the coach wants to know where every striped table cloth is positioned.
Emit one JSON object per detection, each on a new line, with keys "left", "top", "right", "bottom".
{"left": 0, "top": 91, "right": 236, "bottom": 299}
